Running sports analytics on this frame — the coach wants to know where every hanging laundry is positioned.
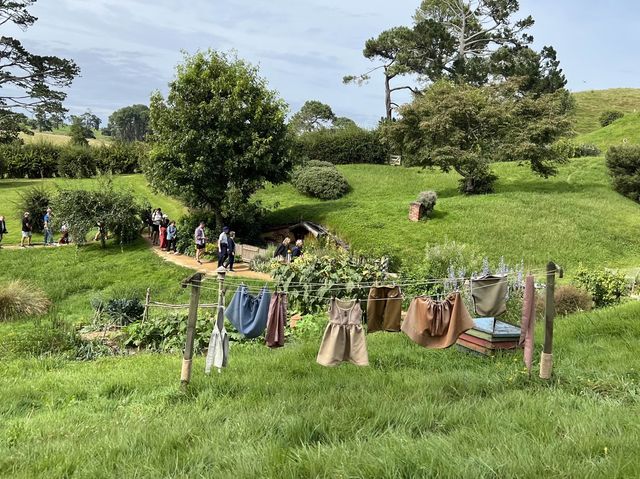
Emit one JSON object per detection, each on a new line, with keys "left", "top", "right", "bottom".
{"left": 519, "top": 274, "right": 536, "bottom": 372}
{"left": 266, "top": 292, "right": 287, "bottom": 348}
{"left": 401, "top": 292, "right": 474, "bottom": 349}
{"left": 225, "top": 285, "right": 271, "bottom": 339}
{"left": 471, "top": 275, "right": 508, "bottom": 317}
{"left": 317, "top": 298, "right": 369, "bottom": 367}
{"left": 367, "top": 285, "right": 402, "bottom": 332}
{"left": 205, "top": 306, "right": 229, "bottom": 374}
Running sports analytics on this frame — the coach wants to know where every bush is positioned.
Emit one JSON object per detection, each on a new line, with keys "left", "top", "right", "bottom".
{"left": 94, "top": 141, "right": 147, "bottom": 174}
{"left": 0, "top": 142, "right": 59, "bottom": 178}
{"left": 458, "top": 160, "right": 498, "bottom": 195}
{"left": 599, "top": 110, "right": 624, "bottom": 127}
{"left": 103, "top": 298, "right": 144, "bottom": 326}
{"left": 175, "top": 210, "right": 217, "bottom": 256}
{"left": 606, "top": 145, "right": 640, "bottom": 202}
{"left": 293, "top": 127, "right": 388, "bottom": 165}
{"left": 552, "top": 285, "right": 593, "bottom": 316}
{"left": 305, "top": 160, "right": 335, "bottom": 169}
{"left": 416, "top": 191, "right": 437, "bottom": 214}
{"left": 573, "top": 143, "right": 601, "bottom": 158}
{"left": 291, "top": 166, "right": 350, "bottom": 200}
{"left": 249, "top": 245, "right": 277, "bottom": 273}
{"left": 574, "top": 267, "right": 628, "bottom": 307}
{"left": 0, "top": 281, "right": 51, "bottom": 321}
{"left": 57, "top": 145, "right": 97, "bottom": 178}
{"left": 16, "top": 185, "right": 51, "bottom": 232}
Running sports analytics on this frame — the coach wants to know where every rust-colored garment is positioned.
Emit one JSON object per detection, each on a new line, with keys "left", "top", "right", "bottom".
{"left": 266, "top": 292, "right": 287, "bottom": 348}
{"left": 367, "top": 286, "right": 402, "bottom": 332}
{"left": 317, "top": 298, "right": 369, "bottom": 367}
{"left": 401, "top": 292, "right": 474, "bottom": 349}
{"left": 520, "top": 274, "right": 536, "bottom": 372}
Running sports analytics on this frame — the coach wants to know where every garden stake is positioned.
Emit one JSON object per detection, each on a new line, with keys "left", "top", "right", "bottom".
{"left": 540, "top": 261, "right": 563, "bottom": 380}
{"left": 142, "top": 287, "right": 151, "bottom": 324}
{"left": 180, "top": 272, "right": 204, "bottom": 386}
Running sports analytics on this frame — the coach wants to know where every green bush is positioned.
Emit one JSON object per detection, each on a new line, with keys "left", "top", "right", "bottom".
{"left": 95, "top": 141, "right": 146, "bottom": 174}
{"left": 552, "top": 285, "right": 593, "bottom": 316}
{"left": 291, "top": 166, "right": 350, "bottom": 200}
{"left": 293, "top": 127, "right": 388, "bottom": 165}
{"left": 0, "top": 142, "right": 59, "bottom": 178}
{"left": 574, "top": 267, "right": 628, "bottom": 307}
{"left": 16, "top": 185, "right": 51, "bottom": 232}
{"left": 417, "top": 191, "right": 437, "bottom": 214}
{"left": 103, "top": 298, "right": 144, "bottom": 326}
{"left": 305, "top": 160, "right": 335, "bottom": 169}
{"left": 573, "top": 143, "right": 601, "bottom": 158}
{"left": 0, "top": 280, "right": 51, "bottom": 321}
{"left": 57, "top": 145, "right": 97, "bottom": 178}
{"left": 599, "top": 110, "right": 624, "bottom": 127}
{"left": 606, "top": 145, "right": 640, "bottom": 202}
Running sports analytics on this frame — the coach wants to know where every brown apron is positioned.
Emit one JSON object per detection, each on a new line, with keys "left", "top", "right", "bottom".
{"left": 266, "top": 292, "right": 287, "bottom": 348}
{"left": 367, "top": 286, "right": 402, "bottom": 332}
{"left": 317, "top": 298, "right": 369, "bottom": 367}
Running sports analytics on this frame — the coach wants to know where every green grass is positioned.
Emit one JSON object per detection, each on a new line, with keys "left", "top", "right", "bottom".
{"left": 0, "top": 175, "right": 186, "bottom": 245}
{"left": 575, "top": 113, "right": 640, "bottom": 151}
{"left": 0, "top": 300, "right": 639, "bottom": 478}
{"left": 573, "top": 88, "right": 640, "bottom": 134}
{"left": 256, "top": 159, "right": 640, "bottom": 271}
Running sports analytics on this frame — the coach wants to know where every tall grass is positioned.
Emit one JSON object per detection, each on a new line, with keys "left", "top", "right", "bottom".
{"left": 0, "top": 280, "right": 50, "bottom": 321}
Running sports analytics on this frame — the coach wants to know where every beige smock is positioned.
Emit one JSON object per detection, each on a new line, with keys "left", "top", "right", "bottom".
{"left": 317, "top": 298, "right": 369, "bottom": 367}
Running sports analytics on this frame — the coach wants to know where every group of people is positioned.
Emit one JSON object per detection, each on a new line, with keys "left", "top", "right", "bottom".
{"left": 2, "top": 209, "right": 70, "bottom": 248}
{"left": 194, "top": 222, "right": 236, "bottom": 270}
{"left": 148, "top": 208, "right": 178, "bottom": 253}
{"left": 273, "top": 237, "right": 304, "bottom": 262}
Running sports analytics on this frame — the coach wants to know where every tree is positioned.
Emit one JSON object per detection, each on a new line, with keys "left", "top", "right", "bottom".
{"left": 385, "top": 79, "right": 573, "bottom": 194}
{"left": 69, "top": 116, "right": 94, "bottom": 146}
{"left": 332, "top": 116, "right": 358, "bottom": 130}
{"left": 71, "top": 110, "right": 101, "bottom": 131}
{"left": 289, "top": 100, "right": 336, "bottom": 134}
{"left": 107, "top": 104, "right": 150, "bottom": 142}
{"left": 0, "top": 1, "right": 79, "bottom": 142}
{"left": 146, "top": 50, "right": 290, "bottom": 227}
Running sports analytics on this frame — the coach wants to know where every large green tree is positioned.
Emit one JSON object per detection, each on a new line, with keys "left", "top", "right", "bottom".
{"left": 106, "top": 104, "right": 149, "bottom": 142}
{"left": 146, "top": 50, "right": 290, "bottom": 227}
{"left": 386, "top": 79, "right": 574, "bottom": 194}
{"left": 0, "top": 0, "right": 79, "bottom": 142}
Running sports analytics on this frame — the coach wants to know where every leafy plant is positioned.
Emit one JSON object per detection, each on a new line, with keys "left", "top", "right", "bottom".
{"left": 0, "top": 280, "right": 51, "bottom": 321}
{"left": 291, "top": 166, "right": 350, "bottom": 200}
{"left": 573, "top": 143, "right": 601, "bottom": 158}
{"left": 102, "top": 298, "right": 144, "bottom": 326}
{"left": 122, "top": 312, "right": 213, "bottom": 353}
{"left": 94, "top": 141, "right": 147, "bottom": 174}
{"left": 16, "top": 185, "right": 51, "bottom": 232}
{"left": 57, "top": 145, "right": 97, "bottom": 178}
{"left": 574, "top": 267, "right": 628, "bottom": 307}
{"left": 305, "top": 160, "right": 336, "bottom": 169}
{"left": 606, "top": 145, "right": 640, "bottom": 203}
{"left": 416, "top": 191, "right": 437, "bottom": 214}
{"left": 0, "top": 142, "right": 59, "bottom": 178}
{"left": 599, "top": 110, "right": 624, "bottom": 127}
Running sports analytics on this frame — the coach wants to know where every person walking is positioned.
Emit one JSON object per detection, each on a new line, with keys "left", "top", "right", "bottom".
{"left": 167, "top": 221, "right": 178, "bottom": 254}
{"left": 151, "top": 208, "right": 163, "bottom": 245}
{"left": 43, "top": 207, "right": 54, "bottom": 246}
{"left": 20, "top": 212, "right": 33, "bottom": 247}
{"left": 217, "top": 226, "right": 230, "bottom": 268}
{"left": 59, "top": 224, "right": 70, "bottom": 244}
{"left": 195, "top": 221, "right": 207, "bottom": 264}
{"left": 291, "top": 239, "right": 304, "bottom": 260}
{"left": 273, "top": 237, "right": 291, "bottom": 261}
{"left": 159, "top": 217, "right": 168, "bottom": 250}
{"left": 225, "top": 231, "right": 236, "bottom": 271}
{"left": 0, "top": 215, "right": 7, "bottom": 248}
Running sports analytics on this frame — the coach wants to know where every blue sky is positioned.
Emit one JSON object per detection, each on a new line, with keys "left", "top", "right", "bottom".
{"left": 8, "top": 0, "right": 640, "bottom": 126}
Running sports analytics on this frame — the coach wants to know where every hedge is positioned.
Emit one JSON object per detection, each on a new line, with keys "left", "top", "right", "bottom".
{"left": 292, "top": 127, "right": 388, "bottom": 165}
{"left": 291, "top": 166, "right": 350, "bottom": 200}
{"left": 606, "top": 144, "right": 640, "bottom": 202}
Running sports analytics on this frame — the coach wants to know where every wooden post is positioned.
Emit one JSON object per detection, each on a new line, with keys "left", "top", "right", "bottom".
{"left": 540, "top": 262, "right": 563, "bottom": 380}
{"left": 180, "top": 272, "right": 204, "bottom": 386}
{"left": 216, "top": 266, "right": 226, "bottom": 308}
{"left": 142, "top": 287, "right": 151, "bottom": 324}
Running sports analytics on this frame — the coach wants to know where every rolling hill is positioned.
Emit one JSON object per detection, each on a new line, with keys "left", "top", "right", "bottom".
{"left": 572, "top": 88, "right": 640, "bottom": 134}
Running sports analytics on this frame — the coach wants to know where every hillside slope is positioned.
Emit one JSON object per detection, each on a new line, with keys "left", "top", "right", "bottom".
{"left": 573, "top": 88, "right": 640, "bottom": 134}
{"left": 576, "top": 113, "right": 640, "bottom": 151}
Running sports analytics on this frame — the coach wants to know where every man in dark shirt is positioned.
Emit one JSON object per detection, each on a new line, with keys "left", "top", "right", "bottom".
{"left": 20, "top": 211, "right": 32, "bottom": 247}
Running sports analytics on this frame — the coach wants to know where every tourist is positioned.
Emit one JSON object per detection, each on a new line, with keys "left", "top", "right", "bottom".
{"left": 194, "top": 221, "right": 207, "bottom": 264}
{"left": 225, "top": 231, "right": 236, "bottom": 271}
{"left": 218, "top": 226, "right": 230, "bottom": 267}
{"left": 20, "top": 211, "right": 32, "bottom": 247}
{"left": 0, "top": 215, "right": 7, "bottom": 248}
{"left": 167, "top": 221, "right": 178, "bottom": 254}
{"left": 273, "top": 237, "right": 290, "bottom": 261}
{"left": 43, "top": 207, "right": 54, "bottom": 246}
{"left": 291, "top": 239, "right": 303, "bottom": 260}
{"left": 151, "top": 208, "right": 163, "bottom": 245}
{"left": 159, "top": 217, "right": 168, "bottom": 250}
{"left": 59, "top": 224, "right": 70, "bottom": 245}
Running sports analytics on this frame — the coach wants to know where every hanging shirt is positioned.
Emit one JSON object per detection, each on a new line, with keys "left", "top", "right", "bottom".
{"left": 205, "top": 306, "right": 229, "bottom": 373}
{"left": 471, "top": 275, "right": 508, "bottom": 317}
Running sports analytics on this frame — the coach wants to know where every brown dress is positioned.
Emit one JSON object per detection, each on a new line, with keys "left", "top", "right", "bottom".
{"left": 317, "top": 298, "right": 369, "bottom": 367}
{"left": 401, "top": 292, "right": 474, "bottom": 349}
{"left": 367, "top": 286, "right": 402, "bottom": 332}
{"left": 265, "top": 292, "right": 287, "bottom": 348}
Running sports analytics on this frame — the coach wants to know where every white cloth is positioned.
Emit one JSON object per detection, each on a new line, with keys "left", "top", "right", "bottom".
{"left": 205, "top": 306, "right": 229, "bottom": 373}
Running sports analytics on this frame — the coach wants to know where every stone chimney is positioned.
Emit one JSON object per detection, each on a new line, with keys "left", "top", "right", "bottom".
{"left": 408, "top": 202, "right": 424, "bottom": 222}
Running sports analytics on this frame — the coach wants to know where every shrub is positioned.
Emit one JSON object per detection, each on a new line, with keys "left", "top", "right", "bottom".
{"left": 305, "top": 160, "right": 335, "bottom": 169}
{"left": 573, "top": 143, "right": 601, "bottom": 158}
{"left": 249, "top": 245, "right": 277, "bottom": 273}
{"left": 291, "top": 166, "right": 350, "bottom": 200}
{"left": 94, "top": 141, "right": 146, "bottom": 174}
{"left": 16, "top": 185, "right": 51, "bottom": 232}
{"left": 175, "top": 210, "right": 217, "bottom": 256}
{"left": 552, "top": 285, "right": 593, "bottom": 316}
{"left": 551, "top": 138, "right": 576, "bottom": 159}
{"left": 103, "top": 298, "right": 144, "bottom": 326}
{"left": 293, "top": 127, "right": 388, "bottom": 165}
{"left": 0, "top": 281, "right": 51, "bottom": 321}
{"left": 0, "top": 142, "right": 59, "bottom": 178}
{"left": 574, "top": 267, "right": 628, "bottom": 307}
{"left": 599, "top": 110, "right": 624, "bottom": 127}
{"left": 57, "top": 145, "right": 97, "bottom": 178}
{"left": 416, "top": 191, "right": 437, "bottom": 215}
{"left": 606, "top": 145, "right": 640, "bottom": 202}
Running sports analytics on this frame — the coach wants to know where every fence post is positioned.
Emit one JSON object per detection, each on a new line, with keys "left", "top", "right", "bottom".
{"left": 180, "top": 272, "right": 204, "bottom": 386}
{"left": 142, "top": 287, "right": 151, "bottom": 324}
{"left": 540, "top": 261, "right": 563, "bottom": 380}
{"left": 217, "top": 266, "right": 226, "bottom": 307}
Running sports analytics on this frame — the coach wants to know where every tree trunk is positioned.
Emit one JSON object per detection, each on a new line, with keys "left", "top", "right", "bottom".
{"left": 215, "top": 210, "right": 224, "bottom": 232}
{"left": 384, "top": 72, "right": 393, "bottom": 121}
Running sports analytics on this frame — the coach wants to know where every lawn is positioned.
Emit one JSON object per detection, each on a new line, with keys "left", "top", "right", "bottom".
{"left": 576, "top": 113, "right": 640, "bottom": 151}
{"left": 0, "top": 299, "right": 639, "bottom": 478}
{"left": 256, "top": 158, "right": 640, "bottom": 272}
{"left": 0, "top": 175, "right": 186, "bottom": 245}
{"left": 572, "top": 88, "right": 640, "bottom": 134}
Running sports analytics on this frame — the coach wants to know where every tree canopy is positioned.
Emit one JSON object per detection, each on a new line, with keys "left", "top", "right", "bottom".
{"left": 0, "top": 0, "right": 79, "bottom": 142}
{"left": 106, "top": 104, "right": 150, "bottom": 142}
{"left": 146, "top": 50, "right": 290, "bottom": 227}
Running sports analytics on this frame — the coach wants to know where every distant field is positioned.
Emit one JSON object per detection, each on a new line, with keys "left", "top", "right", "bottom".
{"left": 19, "top": 130, "right": 109, "bottom": 146}
{"left": 575, "top": 112, "right": 640, "bottom": 151}
{"left": 572, "top": 88, "right": 640, "bottom": 134}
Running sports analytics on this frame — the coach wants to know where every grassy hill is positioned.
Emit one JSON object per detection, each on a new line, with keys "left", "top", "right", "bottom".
{"left": 572, "top": 88, "right": 640, "bottom": 134}
{"left": 575, "top": 112, "right": 640, "bottom": 151}
{"left": 256, "top": 159, "right": 640, "bottom": 271}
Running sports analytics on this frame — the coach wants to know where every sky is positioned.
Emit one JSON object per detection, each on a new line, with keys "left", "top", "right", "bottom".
{"left": 6, "top": 0, "right": 640, "bottom": 126}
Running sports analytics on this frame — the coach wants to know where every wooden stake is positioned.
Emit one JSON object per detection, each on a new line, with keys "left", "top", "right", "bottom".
{"left": 142, "top": 287, "right": 151, "bottom": 324}
{"left": 540, "top": 261, "right": 563, "bottom": 380}
{"left": 180, "top": 272, "right": 204, "bottom": 386}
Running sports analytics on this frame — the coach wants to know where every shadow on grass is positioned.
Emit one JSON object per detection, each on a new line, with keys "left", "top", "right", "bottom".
{"left": 265, "top": 201, "right": 353, "bottom": 226}
{"left": 0, "top": 180, "right": 43, "bottom": 190}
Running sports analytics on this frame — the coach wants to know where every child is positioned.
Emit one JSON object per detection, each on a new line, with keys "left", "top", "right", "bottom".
{"left": 167, "top": 221, "right": 178, "bottom": 254}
